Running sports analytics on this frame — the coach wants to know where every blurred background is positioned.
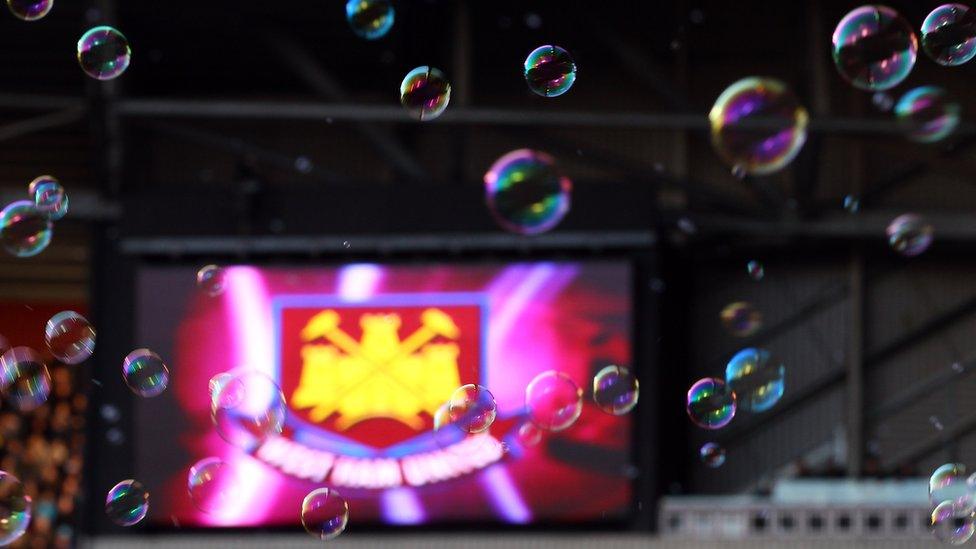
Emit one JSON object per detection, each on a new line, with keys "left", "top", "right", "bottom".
{"left": 0, "top": 0, "right": 973, "bottom": 547}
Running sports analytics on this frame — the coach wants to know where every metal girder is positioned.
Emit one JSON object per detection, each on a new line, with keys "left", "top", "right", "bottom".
{"left": 0, "top": 107, "right": 86, "bottom": 142}
{"left": 882, "top": 409, "right": 976, "bottom": 473}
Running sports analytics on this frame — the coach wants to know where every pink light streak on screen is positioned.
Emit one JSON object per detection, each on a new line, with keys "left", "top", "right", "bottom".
{"left": 204, "top": 266, "right": 283, "bottom": 526}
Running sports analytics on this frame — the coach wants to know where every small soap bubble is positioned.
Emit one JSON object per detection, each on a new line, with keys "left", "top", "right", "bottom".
{"left": 720, "top": 301, "right": 763, "bottom": 337}
{"left": 843, "top": 194, "right": 860, "bottom": 213}
{"left": 886, "top": 213, "right": 933, "bottom": 257}
{"left": 7, "top": 0, "right": 52, "bottom": 21}
{"left": 484, "top": 149, "right": 571, "bottom": 236}
{"left": 211, "top": 371, "right": 286, "bottom": 451}
{"left": 196, "top": 265, "right": 226, "bottom": 297}
{"left": 592, "top": 365, "right": 639, "bottom": 415}
{"left": 895, "top": 86, "right": 960, "bottom": 143}
{"left": 931, "top": 500, "right": 975, "bottom": 545}
{"left": 931, "top": 463, "right": 972, "bottom": 512}
{"left": 187, "top": 457, "right": 238, "bottom": 514}
{"left": 77, "top": 26, "right": 131, "bottom": 80}
{"left": 28, "top": 176, "right": 67, "bottom": 221}
{"left": 832, "top": 5, "right": 917, "bottom": 91}
{"left": 399, "top": 66, "right": 451, "bottom": 121}
{"left": 524, "top": 45, "right": 577, "bottom": 97}
{"left": 0, "top": 200, "right": 52, "bottom": 258}
{"left": 921, "top": 4, "right": 976, "bottom": 67}
{"left": 0, "top": 346, "right": 50, "bottom": 411}
{"left": 931, "top": 415, "right": 945, "bottom": 431}
{"left": 301, "top": 488, "right": 348, "bottom": 540}
{"left": 524, "top": 12, "right": 542, "bottom": 30}
{"left": 746, "top": 260, "right": 764, "bottom": 281}
{"left": 525, "top": 370, "right": 583, "bottom": 432}
{"left": 871, "top": 92, "right": 894, "bottom": 112}
{"left": 105, "top": 479, "right": 148, "bottom": 527}
{"left": 700, "top": 442, "right": 726, "bottom": 468}
{"left": 677, "top": 217, "right": 697, "bottom": 235}
{"left": 121, "top": 348, "right": 169, "bottom": 398}
{"left": 725, "top": 348, "right": 784, "bottom": 412}
{"left": 345, "top": 0, "right": 394, "bottom": 40}
{"left": 44, "top": 310, "right": 96, "bottom": 364}
{"left": 517, "top": 422, "right": 542, "bottom": 447}
{"left": 0, "top": 472, "right": 31, "bottom": 545}
{"left": 709, "top": 77, "right": 808, "bottom": 176}
{"left": 448, "top": 384, "right": 497, "bottom": 434}
{"left": 432, "top": 402, "right": 493, "bottom": 455}
{"left": 686, "top": 377, "right": 736, "bottom": 429}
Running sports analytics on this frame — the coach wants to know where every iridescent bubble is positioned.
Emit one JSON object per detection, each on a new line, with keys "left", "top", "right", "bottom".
{"left": 871, "top": 91, "right": 894, "bottom": 112}
{"left": 720, "top": 301, "right": 763, "bottom": 337}
{"left": 895, "top": 86, "right": 961, "bottom": 143}
{"left": 448, "top": 384, "right": 497, "bottom": 434}
{"left": 44, "top": 310, "right": 95, "bottom": 365}
{"left": 887, "top": 213, "right": 933, "bottom": 257}
{"left": 843, "top": 194, "right": 861, "bottom": 213}
{"left": 931, "top": 500, "right": 975, "bottom": 545}
{"left": 831, "top": 5, "right": 918, "bottom": 91}
{"left": 517, "top": 421, "right": 542, "bottom": 447}
{"left": 708, "top": 77, "right": 808, "bottom": 175}
{"left": 6, "top": 0, "right": 52, "bottom": 21}
{"left": 121, "top": 348, "right": 169, "bottom": 398}
{"left": 0, "top": 346, "right": 51, "bottom": 411}
{"left": 301, "top": 488, "right": 348, "bottom": 541}
{"left": 0, "top": 472, "right": 31, "bottom": 545}
{"left": 484, "top": 149, "right": 572, "bottom": 236}
{"left": 725, "top": 348, "right": 784, "bottom": 413}
{"left": 187, "top": 457, "right": 238, "bottom": 514}
{"left": 399, "top": 66, "right": 451, "bottom": 121}
{"left": 105, "top": 479, "right": 148, "bottom": 527}
{"left": 77, "top": 26, "right": 131, "bottom": 81}
{"left": 686, "top": 377, "right": 736, "bottom": 430}
{"left": 592, "top": 365, "right": 639, "bottom": 415}
{"left": 525, "top": 371, "right": 582, "bottom": 432}
{"left": 432, "top": 401, "right": 492, "bottom": 455}
{"left": 208, "top": 372, "right": 234, "bottom": 408}
{"left": 197, "top": 265, "right": 226, "bottom": 297}
{"left": 524, "top": 45, "right": 577, "bottom": 97}
{"left": 0, "top": 200, "right": 52, "bottom": 258}
{"left": 931, "top": 463, "right": 972, "bottom": 511}
{"left": 211, "top": 371, "right": 286, "bottom": 451}
{"left": 345, "top": 0, "right": 394, "bottom": 40}
{"left": 28, "top": 176, "right": 67, "bottom": 220}
{"left": 921, "top": 4, "right": 976, "bottom": 66}
{"left": 700, "top": 442, "right": 726, "bottom": 468}
{"left": 746, "top": 260, "right": 764, "bottom": 281}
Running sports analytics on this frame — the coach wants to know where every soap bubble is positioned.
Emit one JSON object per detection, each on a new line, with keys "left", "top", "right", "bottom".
{"left": 843, "top": 194, "right": 861, "bottom": 213}
{"left": 708, "top": 77, "right": 808, "bottom": 175}
{"left": 211, "top": 371, "right": 286, "bottom": 451}
{"left": 399, "top": 66, "right": 450, "bottom": 121}
{"left": 208, "top": 372, "right": 234, "bottom": 407}
{"left": 886, "top": 213, "right": 933, "bottom": 257}
{"left": 0, "top": 472, "right": 31, "bottom": 545}
{"left": 44, "top": 310, "right": 96, "bottom": 364}
{"left": 28, "top": 176, "right": 67, "bottom": 220}
{"left": 524, "top": 45, "right": 577, "bottom": 97}
{"left": 448, "top": 384, "right": 497, "bottom": 434}
{"left": 921, "top": 4, "right": 976, "bottom": 66}
{"left": 484, "top": 149, "right": 572, "bottom": 235}
{"left": 686, "top": 377, "right": 736, "bottom": 430}
{"left": 432, "top": 402, "right": 493, "bottom": 455}
{"left": 746, "top": 260, "right": 764, "bottom": 281}
{"left": 187, "top": 457, "right": 238, "bottom": 514}
{"left": 871, "top": 92, "right": 894, "bottom": 112}
{"left": 301, "top": 488, "right": 348, "bottom": 540}
{"left": 345, "top": 0, "right": 394, "bottom": 40}
{"left": 121, "top": 348, "right": 169, "bottom": 397}
{"left": 700, "top": 442, "right": 726, "bottom": 468}
{"left": 895, "top": 86, "right": 960, "bottom": 143}
{"left": 517, "top": 422, "right": 542, "bottom": 447}
{"left": 105, "top": 479, "right": 148, "bottom": 527}
{"left": 77, "top": 26, "right": 131, "bottom": 80}
{"left": 725, "top": 348, "right": 785, "bottom": 413}
{"left": 197, "top": 265, "right": 226, "bottom": 297}
{"left": 720, "top": 301, "right": 762, "bottom": 337}
{"left": 931, "top": 463, "right": 972, "bottom": 511}
{"left": 832, "top": 5, "right": 917, "bottom": 91}
{"left": 6, "top": 0, "right": 52, "bottom": 21}
{"left": 0, "top": 346, "right": 51, "bottom": 411}
{"left": 0, "top": 200, "right": 52, "bottom": 258}
{"left": 592, "top": 365, "right": 639, "bottom": 415}
{"left": 931, "top": 500, "right": 975, "bottom": 545}
{"left": 525, "top": 370, "right": 582, "bottom": 432}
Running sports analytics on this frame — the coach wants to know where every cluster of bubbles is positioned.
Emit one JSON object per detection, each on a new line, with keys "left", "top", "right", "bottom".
{"left": 483, "top": 149, "right": 572, "bottom": 235}
{"left": 886, "top": 213, "right": 934, "bottom": 257}
{"left": 708, "top": 77, "right": 809, "bottom": 176}
{"left": 0, "top": 175, "right": 69, "bottom": 258}
{"left": 720, "top": 301, "right": 762, "bottom": 337}
{"left": 928, "top": 463, "right": 976, "bottom": 544}
{"left": 6, "top": 0, "right": 53, "bottom": 21}
{"left": 523, "top": 45, "right": 577, "bottom": 97}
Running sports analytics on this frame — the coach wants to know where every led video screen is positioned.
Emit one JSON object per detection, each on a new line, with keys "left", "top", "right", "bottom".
{"left": 133, "top": 261, "right": 634, "bottom": 527}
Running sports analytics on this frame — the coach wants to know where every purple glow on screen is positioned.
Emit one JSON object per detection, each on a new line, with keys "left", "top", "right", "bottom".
{"left": 480, "top": 465, "right": 531, "bottom": 524}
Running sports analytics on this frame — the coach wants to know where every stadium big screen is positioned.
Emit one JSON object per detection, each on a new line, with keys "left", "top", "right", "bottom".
{"left": 131, "top": 260, "right": 634, "bottom": 528}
